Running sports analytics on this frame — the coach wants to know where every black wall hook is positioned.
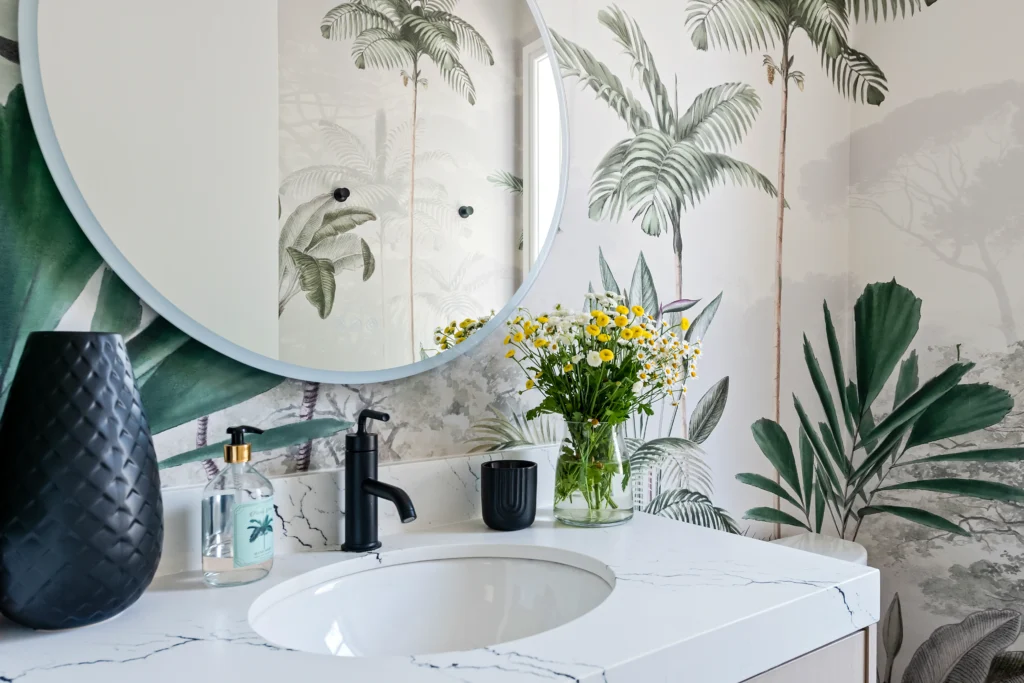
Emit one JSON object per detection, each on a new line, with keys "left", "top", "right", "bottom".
{"left": 458, "top": 206, "right": 474, "bottom": 218}
{"left": 334, "top": 187, "right": 351, "bottom": 202}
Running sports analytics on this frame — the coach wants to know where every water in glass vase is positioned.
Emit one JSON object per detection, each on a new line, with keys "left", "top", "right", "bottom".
{"left": 554, "top": 421, "right": 634, "bottom": 527}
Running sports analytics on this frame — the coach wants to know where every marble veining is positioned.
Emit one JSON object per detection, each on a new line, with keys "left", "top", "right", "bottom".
{"left": 0, "top": 514, "right": 879, "bottom": 683}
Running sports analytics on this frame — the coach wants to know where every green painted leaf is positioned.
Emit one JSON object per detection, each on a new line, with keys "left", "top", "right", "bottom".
{"left": 750, "top": 419, "right": 800, "bottom": 494}
{"left": 894, "top": 350, "right": 919, "bottom": 407}
{"left": 686, "top": 292, "right": 722, "bottom": 343}
{"left": 0, "top": 85, "right": 104, "bottom": 407}
{"left": 849, "top": 426, "right": 909, "bottom": 491}
{"left": 125, "top": 318, "right": 190, "bottom": 386}
{"left": 862, "top": 362, "right": 974, "bottom": 446}
{"left": 907, "top": 383, "right": 1013, "bottom": 448}
{"left": 139, "top": 340, "right": 283, "bottom": 434}
{"left": 629, "top": 251, "right": 659, "bottom": 317}
{"left": 597, "top": 247, "right": 620, "bottom": 295}
{"left": 91, "top": 267, "right": 143, "bottom": 337}
{"left": 799, "top": 428, "right": 814, "bottom": 508}
{"left": 159, "top": 418, "right": 353, "bottom": 469}
{"left": 288, "top": 247, "right": 337, "bottom": 319}
{"left": 858, "top": 505, "right": 968, "bottom": 536}
{"left": 307, "top": 207, "right": 377, "bottom": 251}
{"left": 360, "top": 238, "right": 375, "bottom": 281}
{"left": 897, "top": 448, "right": 1024, "bottom": 468}
{"left": 794, "top": 396, "right": 842, "bottom": 492}
{"left": 854, "top": 280, "right": 922, "bottom": 413}
{"left": 645, "top": 489, "right": 739, "bottom": 533}
{"left": 804, "top": 334, "right": 845, "bottom": 461}
{"left": 688, "top": 377, "right": 728, "bottom": 444}
{"left": 742, "top": 506, "right": 811, "bottom": 531}
{"left": 814, "top": 480, "right": 827, "bottom": 533}
{"left": 823, "top": 302, "right": 854, "bottom": 437}
{"left": 736, "top": 473, "right": 802, "bottom": 511}
{"left": 877, "top": 478, "right": 1024, "bottom": 504}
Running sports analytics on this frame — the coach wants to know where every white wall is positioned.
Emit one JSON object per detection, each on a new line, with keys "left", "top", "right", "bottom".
{"left": 36, "top": 0, "right": 280, "bottom": 359}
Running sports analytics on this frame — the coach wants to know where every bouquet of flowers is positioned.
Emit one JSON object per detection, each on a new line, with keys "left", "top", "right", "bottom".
{"left": 431, "top": 311, "right": 495, "bottom": 352}
{"left": 504, "top": 291, "right": 701, "bottom": 525}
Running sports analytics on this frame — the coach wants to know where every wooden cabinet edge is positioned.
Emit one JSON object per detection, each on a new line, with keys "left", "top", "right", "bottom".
{"left": 745, "top": 626, "right": 877, "bottom": 683}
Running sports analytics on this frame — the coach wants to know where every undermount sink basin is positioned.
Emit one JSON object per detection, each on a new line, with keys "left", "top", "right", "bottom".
{"left": 249, "top": 544, "right": 615, "bottom": 657}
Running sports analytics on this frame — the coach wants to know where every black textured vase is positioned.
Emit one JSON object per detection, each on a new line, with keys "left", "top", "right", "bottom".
{"left": 481, "top": 460, "right": 537, "bottom": 531}
{"left": 0, "top": 332, "right": 163, "bottom": 630}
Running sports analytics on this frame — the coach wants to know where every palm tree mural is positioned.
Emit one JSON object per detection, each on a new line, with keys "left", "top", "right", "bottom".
{"left": 247, "top": 514, "right": 274, "bottom": 548}
{"left": 552, "top": 6, "right": 777, "bottom": 323}
{"left": 685, "top": 0, "right": 941, "bottom": 423}
{"left": 552, "top": 6, "right": 777, "bottom": 436}
{"left": 320, "top": 0, "right": 494, "bottom": 361}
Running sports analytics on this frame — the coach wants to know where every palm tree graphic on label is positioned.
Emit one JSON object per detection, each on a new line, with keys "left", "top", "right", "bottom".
{"left": 248, "top": 515, "right": 274, "bottom": 549}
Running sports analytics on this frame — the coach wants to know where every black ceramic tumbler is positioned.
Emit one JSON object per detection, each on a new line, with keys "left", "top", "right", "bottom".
{"left": 481, "top": 460, "right": 537, "bottom": 531}
{"left": 0, "top": 332, "right": 163, "bottom": 630}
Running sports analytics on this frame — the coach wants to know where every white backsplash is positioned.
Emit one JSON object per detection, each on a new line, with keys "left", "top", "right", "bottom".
{"left": 158, "top": 445, "right": 558, "bottom": 576}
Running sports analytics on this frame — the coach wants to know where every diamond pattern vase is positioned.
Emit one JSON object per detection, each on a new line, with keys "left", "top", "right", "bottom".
{"left": 0, "top": 332, "right": 163, "bottom": 630}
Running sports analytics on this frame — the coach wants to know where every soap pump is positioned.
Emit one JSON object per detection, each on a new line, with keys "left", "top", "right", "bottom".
{"left": 201, "top": 426, "right": 275, "bottom": 587}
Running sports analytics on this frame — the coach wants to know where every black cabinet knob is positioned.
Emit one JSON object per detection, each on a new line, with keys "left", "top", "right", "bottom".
{"left": 334, "top": 187, "right": 351, "bottom": 202}
{"left": 458, "top": 206, "right": 474, "bottom": 218}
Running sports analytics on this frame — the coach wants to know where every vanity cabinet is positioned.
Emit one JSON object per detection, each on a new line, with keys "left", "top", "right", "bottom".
{"left": 747, "top": 627, "right": 876, "bottom": 683}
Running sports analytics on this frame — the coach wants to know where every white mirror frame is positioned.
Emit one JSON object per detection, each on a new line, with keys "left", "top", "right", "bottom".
{"left": 18, "top": 0, "right": 569, "bottom": 385}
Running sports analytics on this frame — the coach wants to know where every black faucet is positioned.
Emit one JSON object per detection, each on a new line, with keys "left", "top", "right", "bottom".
{"left": 341, "top": 410, "right": 417, "bottom": 552}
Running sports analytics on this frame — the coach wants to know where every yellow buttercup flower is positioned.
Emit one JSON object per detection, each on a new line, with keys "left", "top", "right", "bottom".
{"left": 631, "top": 305, "right": 645, "bottom": 316}
{"left": 505, "top": 349, "right": 515, "bottom": 358}
{"left": 585, "top": 324, "right": 601, "bottom": 336}
{"left": 596, "top": 314, "right": 611, "bottom": 327}
{"left": 563, "top": 364, "right": 574, "bottom": 373}
{"left": 513, "top": 316, "right": 523, "bottom": 324}
{"left": 526, "top": 379, "right": 535, "bottom": 390}
{"left": 681, "top": 317, "right": 691, "bottom": 331}
{"left": 595, "top": 333, "right": 609, "bottom": 342}
{"left": 454, "top": 330, "right": 465, "bottom": 339}
{"left": 503, "top": 335, "right": 511, "bottom": 345}
{"left": 614, "top": 315, "right": 628, "bottom": 327}
{"left": 599, "top": 349, "right": 614, "bottom": 362}
{"left": 513, "top": 332, "right": 524, "bottom": 343}
{"left": 616, "top": 305, "right": 629, "bottom": 315}
{"left": 456, "top": 338, "right": 465, "bottom": 344}
{"left": 620, "top": 328, "right": 634, "bottom": 340}
{"left": 537, "top": 316, "right": 549, "bottom": 323}
{"left": 534, "top": 338, "right": 549, "bottom": 348}
{"left": 591, "top": 309, "right": 603, "bottom": 319}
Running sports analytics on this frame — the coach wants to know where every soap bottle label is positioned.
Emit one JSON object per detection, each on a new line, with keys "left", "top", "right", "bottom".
{"left": 233, "top": 498, "right": 275, "bottom": 568}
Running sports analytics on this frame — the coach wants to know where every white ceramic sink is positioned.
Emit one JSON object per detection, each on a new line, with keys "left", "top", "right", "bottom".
{"left": 249, "top": 544, "right": 614, "bottom": 657}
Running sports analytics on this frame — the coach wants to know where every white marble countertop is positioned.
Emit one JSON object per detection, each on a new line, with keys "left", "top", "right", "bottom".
{"left": 0, "top": 514, "right": 878, "bottom": 683}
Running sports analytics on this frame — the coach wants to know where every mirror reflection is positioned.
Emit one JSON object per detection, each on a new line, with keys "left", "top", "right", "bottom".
{"left": 36, "top": 0, "right": 562, "bottom": 374}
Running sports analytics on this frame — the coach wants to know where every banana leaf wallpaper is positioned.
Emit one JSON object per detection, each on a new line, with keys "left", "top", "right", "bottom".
{"left": 3, "top": 0, "right": 1024, "bottom": 679}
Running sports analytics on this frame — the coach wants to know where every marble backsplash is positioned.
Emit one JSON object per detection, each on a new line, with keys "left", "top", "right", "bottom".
{"left": 158, "top": 445, "right": 558, "bottom": 576}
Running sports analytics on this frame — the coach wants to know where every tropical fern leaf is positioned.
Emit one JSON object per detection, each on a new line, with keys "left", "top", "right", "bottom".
{"left": 644, "top": 489, "right": 739, "bottom": 533}
{"left": 706, "top": 153, "right": 779, "bottom": 198}
{"left": 598, "top": 6, "right": 675, "bottom": 134}
{"left": 466, "top": 408, "right": 563, "bottom": 453}
{"left": 352, "top": 29, "right": 415, "bottom": 70}
{"left": 550, "top": 30, "right": 652, "bottom": 135}
{"left": 685, "top": 0, "right": 786, "bottom": 53}
{"left": 676, "top": 82, "right": 762, "bottom": 151}
{"left": 588, "top": 138, "right": 632, "bottom": 224}
{"left": 819, "top": 44, "right": 888, "bottom": 105}
{"left": 437, "top": 59, "right": 477, "bottom": 105}
{"left": 849, "top": 0, "right": 939, "bottom": 22}
{"left": 487, "top": 171, "right": 524, "bottom": 195}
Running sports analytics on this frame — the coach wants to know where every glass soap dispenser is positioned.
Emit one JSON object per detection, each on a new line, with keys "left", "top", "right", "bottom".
{"left": 202, "top": 426, "right": 275, "bottom": 587}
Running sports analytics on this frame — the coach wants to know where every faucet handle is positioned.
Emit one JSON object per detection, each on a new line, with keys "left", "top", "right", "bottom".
{"left": 357, "top": 409, "right": 390, "bottom": 434}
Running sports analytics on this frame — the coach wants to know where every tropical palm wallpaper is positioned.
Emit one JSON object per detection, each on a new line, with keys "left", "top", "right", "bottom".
{"left": 2, "top": 0, "right": 1024, "bottom": 679}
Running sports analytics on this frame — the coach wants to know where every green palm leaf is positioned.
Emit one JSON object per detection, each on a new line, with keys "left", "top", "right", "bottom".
{"left": 321, "top": 2, "right": 398, "bottom": 39}
{"left": 854, "top": 280, "right": 922, "bottom": 414}
{"left": 849, "top": 0, "right": 939, "bottom": 22}
{"left": 550, "top": 31, "right": 652, "bottom": 134}
{"left": 589, "top": 138, "right": 633, "bottom": 224}
{"left": 906, "top": 384, "right": 1013, "bottom": 448}
{"left": 629, "top": 438, "right": 713, "bottom": 497}
{"left": 676, "top": 82, "right": 762, "bottom": 151}
{"left": 742, "top": 506, "right": 811, "bottom": 531}
{"left": 877, "top": 479, "right": 1024, "bottom": 504}
{"left": 858, "top": 505, "right": 968, "bottom": 537}
{"left": 287, "top": 248, "right": 337, "bottom": 319}
{"left": 487, "top": 171, "right": 523, "bottom": 195}
{"left": 598, "top": 6, "right": 675, "bottom": 133}
{"left": 706, "top": 153, "right": 779, "bottom": 197}
{"left": 689, "top": 377, "right": 729, "bottom": 444}
{"left": 629, "top": 252, "right": 659, "bottom": 318}
{"left": 426, "top": 12, "right": 494, "bottom": 65}
{"left": 436, "top": 59, "right": 478, "bottom": 105}
{"left": 352, "top": 29, "right": 415, "bottom": 70}
{"left": 466, "top": 408, "right": 563, "bottom": 452}
{"left": 645, "top": 489, "right": 739, "bottom": 532}
{"left": 685, "top": 0, "right": 785, "bottom": 53}
{"left": 820, "top": 44, "right": 888, "bottom": 105}
{"left": 796, "top": 0, "right": 850, "bottom": 58}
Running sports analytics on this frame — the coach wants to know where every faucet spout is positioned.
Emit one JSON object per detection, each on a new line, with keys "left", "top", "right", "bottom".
{"left": 363, "top": 479, "right": 417, "bottom": 523}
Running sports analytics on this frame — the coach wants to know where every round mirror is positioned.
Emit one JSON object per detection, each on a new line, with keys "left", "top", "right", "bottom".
{"left": 19, "top": 0, "right": 566, "bottom": 383}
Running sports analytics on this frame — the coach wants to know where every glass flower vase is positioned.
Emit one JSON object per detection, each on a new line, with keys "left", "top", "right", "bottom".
{"left": 553, "top": 421, "right": 634, "bottom": 527}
